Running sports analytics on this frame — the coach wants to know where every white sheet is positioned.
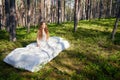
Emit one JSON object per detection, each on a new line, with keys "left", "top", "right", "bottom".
{"left": 3, "top": 37, "right": 70, "bottom": 72}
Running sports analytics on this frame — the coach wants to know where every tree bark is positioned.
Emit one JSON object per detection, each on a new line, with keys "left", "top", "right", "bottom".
{"left": 5, "top": 0, "right": 10, "bottom": 32}
{"left": 57, "top": 0, "right": 61, "bottom": 24}
{"left": 9, "top": 0, "right": 16, "bottom": 41}
{"left": 46, "top": 0, "right": 51, "bottom": 23}
{"left": 27, "top": 0, "right": 30, "bottom": 33}
{"left": 64, "top": 0, "right": 66, "bottom": 22}
{"left": 82, "top": 0, "right": 86, "bottom": 20}
{"left": 99, "top": 0, "right": 103, "bottom": 19}
{"left": 109, "top": 0, "right": 112, "bottom": 17}
{"left": 0, "top": 1, "right": 2, "bottom": 30}
{"left": 61, "top": 0, "right": 64, "bottom": 22}
{"left": 86, "top": 0, "right": 90, "bottom": 20}
{"left": 111, "top": 3, "right": 120, "bottom": 40}
{"left": 74, "top": 0, "right": 80, "bottom": 32}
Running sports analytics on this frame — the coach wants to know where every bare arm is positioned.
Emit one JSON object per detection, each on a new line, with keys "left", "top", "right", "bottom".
{"left": 36, "top": 31, "right": 40, "bottom": 47}
{"left": 37, "top": 38, "right": 40, "bottom": 47}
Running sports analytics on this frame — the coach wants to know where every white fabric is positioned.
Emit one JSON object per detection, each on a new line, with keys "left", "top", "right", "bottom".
{"left": 37, "top": 29, "right": 47, "bottom": 46}
{"left": 3, "top": 36, "right": 70, "bottom": 72}
{"left": 41, "top": 29, "right": 46, "bottom": 41}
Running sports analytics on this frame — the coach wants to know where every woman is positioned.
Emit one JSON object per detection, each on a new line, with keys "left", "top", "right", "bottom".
{"left": 36, "top": 21, "right": 49, "bottom": 47}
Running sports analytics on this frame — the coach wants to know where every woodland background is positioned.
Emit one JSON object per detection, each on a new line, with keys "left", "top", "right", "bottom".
{"left": 0, "top": 0, "right": 120, "bottom": 80}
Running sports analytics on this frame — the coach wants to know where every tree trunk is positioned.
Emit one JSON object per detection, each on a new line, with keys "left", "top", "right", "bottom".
{"left": 111, "top": 3, "right": 120, "bottom": 40}
{"left": 27, "top": 0, "right": 30, "bottom": 33}
{"left": 2, "top": 0, "right": 5, "bottom": 29}
{"left": 109, "top": 0, "right": 112, "bottom": 17}
{"left": 0, "top": 1, "right": 2, "bottom": 30}
{"left": 41, "top": 0, "right": 44, "bottom": 21}
{"left": 86, "top": 0, "right": 90, "bottom": 20}
{"left": 99, "top": 0, "right": 103, "bottom": 19}
{"left": 64, "top": 0, "right": 66, "bottom": 22}
{"left": 61, "top": 0, "right": 64, "bottom": 22}
{"left": 74, "top": 0, "right": 79, "bottom": 32}
{"left": 9, "top": 0, "right": 16, "bottom": 41}
{"left": 38, "top": 0, "right": 44, "bottom": 22}
{"left": 5, "top": 0, "right": 10, "bottom": 32}
{"left": 46, "top": 0, "right": 51, "bottom": 23}
{"left": 44, "top": 0, "right": 46, "bottom": 20}
{"left": 57, "top": 0, "right": 61, "bottom": 24}
{"left": 16, "top": 1, "right": 23, "bottom": 27}
{"left": 82, "top": 0, "right": 86, "bottom": 20}
{"left": 78, "top": 0, "right": 81, "bottom": 20}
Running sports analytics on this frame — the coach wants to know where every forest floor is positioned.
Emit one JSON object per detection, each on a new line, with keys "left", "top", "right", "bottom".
{"left": 0, "top": 18, "right": 120, "bottom": 80}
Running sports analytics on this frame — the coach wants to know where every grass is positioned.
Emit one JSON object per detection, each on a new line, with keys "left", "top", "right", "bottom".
{"left": 0, "top": 18, "right": 120, "bottom": 80}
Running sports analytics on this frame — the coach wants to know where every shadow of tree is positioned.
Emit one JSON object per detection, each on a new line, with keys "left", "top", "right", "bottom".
{"left": 79, "top": 18, "right": 115, "bottom": 28}
{"left": 72, "top": 27, "right": 110, "bottom": 39}
{"left": 50, "top": 49, "right": 120, "bottom": 80}
{"left": 0, "top": 30, "right": 9, "bottom": 40}
{"left": 70, "top": 27, "right": 120, "bottom": 51}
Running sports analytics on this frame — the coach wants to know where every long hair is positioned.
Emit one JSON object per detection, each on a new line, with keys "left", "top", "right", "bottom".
{"left": 37, "top": 21, "right": 49, "bottom": 40}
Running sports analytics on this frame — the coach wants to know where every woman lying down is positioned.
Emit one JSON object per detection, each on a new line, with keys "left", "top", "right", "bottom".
{"left": 3, "top": 21, "right": 70, "bottom": 72}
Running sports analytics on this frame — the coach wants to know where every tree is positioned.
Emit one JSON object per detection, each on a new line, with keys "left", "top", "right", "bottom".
{"left": 27, "top": 0, "right": 30, "bottom": 33}
{"left": 74, "top": 0, "right": 80, "bottom": 32}
{"left": 5, "top": 0, "right": 10, "bottom": 32}
{"left": 46, "top": 0, "right": 51, "bottom": 23}
{"left": 0, "top": 0, "right": 2, "bottom": 30}
{"left": 61, "top": 0, "right": 65, "bottom": 22}
{"left": 9, "top": 0, "right": 16, "bottom": 41}
{"left": 99, "top": 0, "right": 103, "bottom": 19}
{"left": 111, "top": 1, "right": 120, "bottom": 40}
{"left": 57, "top": 0, "right": 61, "bottom": 24}
{"left": 86, "top": 0, "right": 92, "bottom": 20}
{"left": 109, "top": 0, "right": 113, "bottom": 17}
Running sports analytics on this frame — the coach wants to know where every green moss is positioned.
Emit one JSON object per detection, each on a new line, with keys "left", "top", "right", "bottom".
{"left": 0, "top": 18, "right": 120, "bottom": 80}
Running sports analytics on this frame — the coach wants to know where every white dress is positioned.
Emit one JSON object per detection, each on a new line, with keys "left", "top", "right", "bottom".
{"left": 3, "top": 30, "right": 70, "bottom": 72}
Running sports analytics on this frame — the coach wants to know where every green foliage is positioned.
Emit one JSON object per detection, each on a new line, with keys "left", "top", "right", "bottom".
{"left": 0, "top": 18, "right": 120, "bottom": 80}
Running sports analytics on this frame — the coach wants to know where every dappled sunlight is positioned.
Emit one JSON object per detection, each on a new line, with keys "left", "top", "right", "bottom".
{"left": 49, "top": 52, "right": 84, "bottom": 75}
{"left": 78, "top": 19, "right": 115, "bottom": 32}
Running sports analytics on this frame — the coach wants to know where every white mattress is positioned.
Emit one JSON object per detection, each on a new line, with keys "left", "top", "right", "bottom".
{"left": 3, "top": 37, "right": 70, "bottom": 72}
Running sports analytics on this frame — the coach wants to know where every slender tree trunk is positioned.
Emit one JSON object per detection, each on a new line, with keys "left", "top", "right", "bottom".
{"left": 33, "top": 0, "right": 35, "bottom": 26}
{"left": 44, "top": 0, "right": 46, "bottom": 20}
{"left": 16, "top": 1, "right": 23, "bottom": 27}
{"left": 99, "top": 0, "right": 103, "bottom": 20}
{"left": 21, "top": 0, "right": 26, "bottom": 27}
{"left": 86, "top": 0, "right": 91, "bottom": 20}
{"left": 46, "top": 0, "right": 51, "bottom": 23}
{"left": 111, "top": 3, "right": 120, "bottom": 40}
{"left": 109, "top": 0, "right": 112, "bottom": 17}
{"left": 78, "top": 0, "right": 81, "bottom": 20}
{"left": 9, "top": 0, "right": 16, "bottom": 41}
{"left": 2, "top": 0, "right": 5, "bottom": 29}
{"left": 74, "top": 0, "right": 80, "bottom": 32}
{"left": 64, "top": 0, "right": 66, "bottom": 22}
{"left": 89, "top": 0, "right": 92, "bottom": 19}
{"left": 61, "top": 0, "right": 64, "bottom": 22}
{"left": 5, "top": 0, "right": 10, "bottom": 32}
{"left": 57, "top": 0, "right": 61, "bottom": 24}
{"left": 35, "top": 0, "right": 37, "bottom": 25}
{"left": 86, "top": 0, "right": 92, "bottom": 19}
{"left": 82, "top": 0, "right": 86, "bottom": 20}
{"left": 27, "top": 0, "right": 30, "bottom": 33}
{"left": 96, "top": 0, "right": 100, "bottom": 18}
{"left": 39, "top": 0, "right": 44, "bottom": 22}
{"left": 69, "top": 1, "right": 72, "bottom": 21}
{"left": 0, "top": 1, "right": 2, "bottom": 30}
